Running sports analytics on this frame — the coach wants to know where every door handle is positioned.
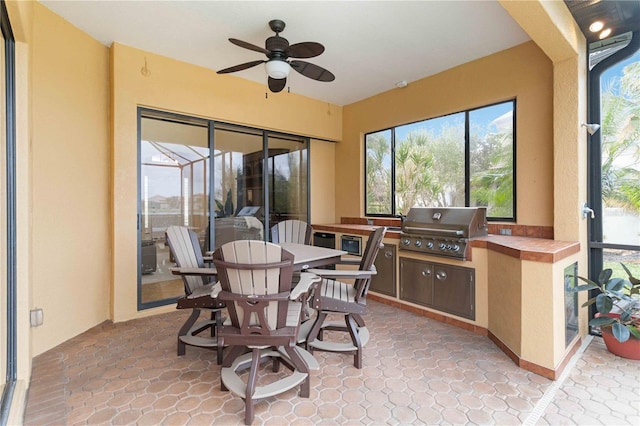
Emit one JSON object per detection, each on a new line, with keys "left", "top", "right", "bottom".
{"left": 436, "top": 271, "right": 447, "bottom": 281}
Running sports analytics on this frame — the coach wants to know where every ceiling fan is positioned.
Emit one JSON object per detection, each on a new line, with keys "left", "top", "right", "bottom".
{"left": 216, "top": 19, "right": 335, "bottom": 93}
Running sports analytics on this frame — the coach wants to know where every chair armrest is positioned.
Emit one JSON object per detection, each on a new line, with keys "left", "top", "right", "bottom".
{"left": 290, "top": 273, "right": 321, "bottom": 300}
{"left": 337, "top": 257, "right": 361, "bottom": 265}
{"left": 305, "top": 268, "right": 377, "bottom": 280}
{"left": 171, "top": 267, "right": 218, "bottom": 276}
{"left": 211, "top": 282, "right": 222, "bottom": 298}
{"left": 188, "top": 282, "right": 220, "bottom": 299}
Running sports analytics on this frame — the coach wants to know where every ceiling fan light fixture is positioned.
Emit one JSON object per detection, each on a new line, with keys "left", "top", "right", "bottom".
{"left": 265, "top": 60, "right": 290, "bottom": 79}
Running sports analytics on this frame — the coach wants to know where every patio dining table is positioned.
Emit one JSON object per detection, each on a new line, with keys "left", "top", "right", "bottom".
{"left": 171, "top": 242, "right": 347, "bottom": 277}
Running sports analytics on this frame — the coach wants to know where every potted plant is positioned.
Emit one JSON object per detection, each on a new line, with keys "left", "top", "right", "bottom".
{"left": 571, "top": 263, "right": 640, "bottom": 360}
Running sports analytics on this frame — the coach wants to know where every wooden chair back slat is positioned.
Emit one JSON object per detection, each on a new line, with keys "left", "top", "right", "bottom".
{"left": 166, "top": 226, "right": 207, "bottom": 295}
{"left": 271, "top": 220, "right": 312, "bottom": 245}
{"left": 354, "top": 226, "right": 386, "bottom": 304}
{"left": 214, "top": 241, "right": 294, "bottom": 332}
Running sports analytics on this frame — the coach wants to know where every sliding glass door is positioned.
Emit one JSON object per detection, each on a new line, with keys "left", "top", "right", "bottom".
{"left": 212, "top": 124, "right": 264, "bottom": 248}
{"left": 267, "top": 133, "right": 308, "bottom": 225}
{"left": 139, "top": 112, "right": 210, "bottom": 307}
{"left": 0, "top": 0, "right": 15, "bottom": 412}
{"left": 138, "top": 110, "right": 309, "bottom": 309}
{"left": 0, "top": 1, "right": 7, "bottom": 391}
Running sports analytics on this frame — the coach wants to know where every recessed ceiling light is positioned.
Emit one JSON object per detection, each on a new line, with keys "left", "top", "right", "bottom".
{"left": 599, "top": 28, "right": 612, "bottom": 39}
{"left": 589, "top": 21, "right": 604, "bottom": 32}
{"left": 395, "top": 80, "right": 408, "bottom": 88}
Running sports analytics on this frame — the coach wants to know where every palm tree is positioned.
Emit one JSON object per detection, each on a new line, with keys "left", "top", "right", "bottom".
{"left": 601, "top": 60, "right": 640, "bottom": 214}
{"left": 366, "top": 133, "right": 392, "bottom": 214}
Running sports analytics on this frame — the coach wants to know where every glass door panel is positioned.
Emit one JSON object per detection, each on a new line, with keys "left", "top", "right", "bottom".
{"left": 597, "top": 49, "right": 640, "bottom": 277}
{"left": 0, "top": 14, "right": 6, "bottom": 386}
{"left": 139, "top": 114, "right": 209, "bottom": 306}
{"left": 212, "top": 124, "right": 264, "bottom": 249}
{"left": 267, "top": 133, "right": 308, "bottom": 227}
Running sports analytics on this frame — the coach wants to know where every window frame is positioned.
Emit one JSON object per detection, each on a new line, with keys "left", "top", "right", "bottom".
{"left": 364, "top": 99, "right": 516, "bottom": 221}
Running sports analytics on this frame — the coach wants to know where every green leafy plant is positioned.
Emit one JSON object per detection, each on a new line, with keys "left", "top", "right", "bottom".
{"left": 571, "top": 263, "right": 640, "bottom": 343}
{"left": 215, "top": 189, "right": 235, "bottom": 218}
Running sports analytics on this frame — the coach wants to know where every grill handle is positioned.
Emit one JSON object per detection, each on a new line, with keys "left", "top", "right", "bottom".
{"left": 403, "top": 226, "right": 464, "bottom": 236}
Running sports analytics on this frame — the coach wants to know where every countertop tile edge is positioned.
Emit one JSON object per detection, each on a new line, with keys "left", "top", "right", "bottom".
{"left": 313, "top": 225, "right": 580, "bottom": 263}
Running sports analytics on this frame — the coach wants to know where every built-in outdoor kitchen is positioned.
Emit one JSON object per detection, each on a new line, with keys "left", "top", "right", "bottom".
{"left": 313, "top": 208, "right": 581, "bottom": 379}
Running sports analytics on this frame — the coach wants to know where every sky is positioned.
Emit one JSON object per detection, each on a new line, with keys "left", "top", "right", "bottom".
{"left": 600, "top": 49, "right": 640, "bottom": 95}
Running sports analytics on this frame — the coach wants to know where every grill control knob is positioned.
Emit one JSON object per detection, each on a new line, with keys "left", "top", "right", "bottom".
{"left": 415, "top": 240, "right": 422, "bottom": 247}
{"left": 452, "top": 244, "right": 460, "bottom": 252}
{"left": 402, "top": 238, "right": 411, "bottom": 246}
{"left": 439, "top": 243, "right": 446, "bottom": 250}
{"left": 426, "top": 241, "right": 434, "bottom": 249}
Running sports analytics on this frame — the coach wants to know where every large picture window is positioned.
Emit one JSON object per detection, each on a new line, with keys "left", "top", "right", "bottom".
{"left": 365, "top": 100, "right": 515, "bottom": 220}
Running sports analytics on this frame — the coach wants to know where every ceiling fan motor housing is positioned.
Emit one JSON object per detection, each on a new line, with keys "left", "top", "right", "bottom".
{"left": 266, "top": 36, "right": 289, "bottom": 58}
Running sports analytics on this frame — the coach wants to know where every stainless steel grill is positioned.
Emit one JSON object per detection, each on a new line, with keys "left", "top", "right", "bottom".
{"left": 399, "top": 207, "right": 488, "bottom": 260}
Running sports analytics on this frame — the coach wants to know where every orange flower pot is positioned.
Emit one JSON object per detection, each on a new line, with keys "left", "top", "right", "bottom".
{"left": 597, "top": 313, "right": 640, "bottom": 360}
{"left": 600, "top": 327, "right": 640, "bottom": 360}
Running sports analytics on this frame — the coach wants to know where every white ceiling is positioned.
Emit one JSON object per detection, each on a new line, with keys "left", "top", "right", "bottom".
{"left": 40, "top": 0, "right": 531, "bottom": 106}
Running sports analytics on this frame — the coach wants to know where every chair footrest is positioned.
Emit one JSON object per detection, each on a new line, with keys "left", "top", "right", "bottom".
{"left": 221, "top": 349, "right": 311, "bottom": 399}
{"left": 308, "top": 321, "right": 369, "bottom": 352}
{"left": 179, "top": 334, "right": 217, "bottom": 347}
{"left": 279, "top": 346, "right": 319, "bottom": 371}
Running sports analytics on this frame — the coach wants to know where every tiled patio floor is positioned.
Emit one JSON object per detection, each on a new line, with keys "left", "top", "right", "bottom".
{"left": 23, "top": 301, "right": 640, "bottom": 425}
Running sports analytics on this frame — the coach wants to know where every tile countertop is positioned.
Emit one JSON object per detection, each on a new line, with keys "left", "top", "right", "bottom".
{"left": 312, "top": 224, "right": 580, "bottom": 263}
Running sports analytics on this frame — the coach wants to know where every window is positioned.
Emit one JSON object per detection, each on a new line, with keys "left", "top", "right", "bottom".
{"left": 365, "top": 100, "right": 515, "bottom": 220}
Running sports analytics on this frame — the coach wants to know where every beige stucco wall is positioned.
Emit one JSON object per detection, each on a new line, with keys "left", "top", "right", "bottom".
{"left": 310, "top": 139, "right": 336, "bottom": 225}
{"left": 501, "top": 0, "right": 589, "bottom": 370}
{"left": 520, "top": 255, "right": 581, "bottom": 369}
{"left": 488, "top": 251, "right": 522, "bottom": 353}
{"left": 29, "top": 2, "right": 111, "bottom": 356}
{"left": 339, "top": 41, "right": 554, "bottom": 227}
{"left": 111, "top": 43, "right": 342, "bottom": 322}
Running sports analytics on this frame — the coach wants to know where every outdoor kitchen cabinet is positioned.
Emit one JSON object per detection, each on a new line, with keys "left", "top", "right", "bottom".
{"left": 400, "top": 257, "right": 434, "bottom": 306}
{"left": 400, "top": 257, "right": 475, "bottom": 320}
{"left": 369, "top": 243, "right": 396, "bottom": 297}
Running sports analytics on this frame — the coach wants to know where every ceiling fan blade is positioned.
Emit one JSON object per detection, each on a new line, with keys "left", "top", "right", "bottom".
{"left": 290, "top": 60, "right": 335, "bottom": 82}
{"left": 229, "top": 38, "right": 270, "bottom": 55}
{"left": 217, "top": 60, "right": 265, "bottom": 74}
{"left": 268, "top": 77, "right": 287, "bottom": 93}
{"left": 286, "top": 42, "right": 325, "bottom": 59}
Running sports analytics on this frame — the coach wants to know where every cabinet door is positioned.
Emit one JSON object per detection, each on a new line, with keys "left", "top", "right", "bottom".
{"left": 400, "top": 257, "right": 433, "bottom": 306}
{"left": 370, "top": 244, "right": 396, "bottom": 297}
{"left": 432, "top": 264, "right": 475, "bottom": 320}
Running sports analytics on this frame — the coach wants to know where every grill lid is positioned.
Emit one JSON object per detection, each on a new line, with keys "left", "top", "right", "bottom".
{"left": 401, "top": 207, "right": 488, "bottom": 239}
